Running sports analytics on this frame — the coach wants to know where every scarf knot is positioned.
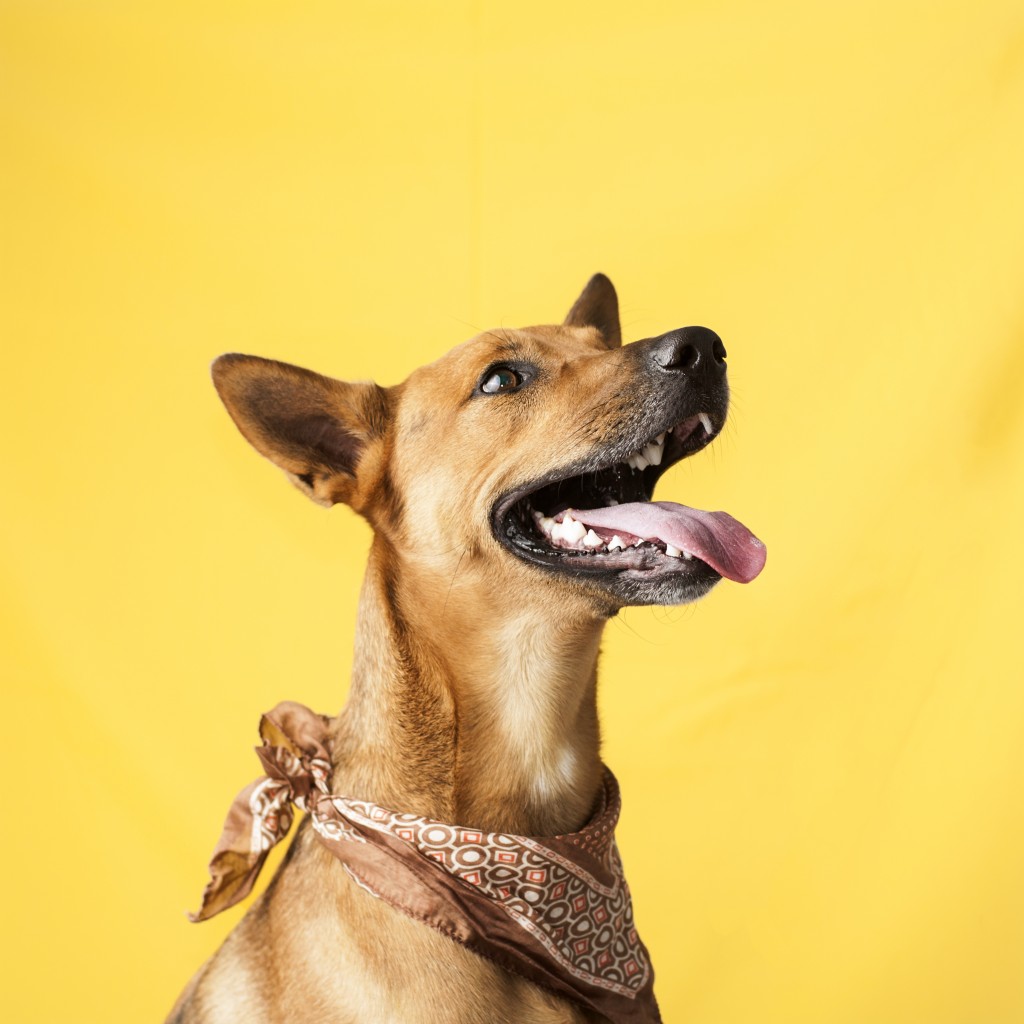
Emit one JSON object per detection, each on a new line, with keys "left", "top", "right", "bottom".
{"left": 189, "top": 701, "right": 333, "bottom": 921}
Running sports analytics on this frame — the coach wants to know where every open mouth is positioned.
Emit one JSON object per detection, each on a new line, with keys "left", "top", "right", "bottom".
{"left": 493, "top": 411, "right": 766, "bottom": 588}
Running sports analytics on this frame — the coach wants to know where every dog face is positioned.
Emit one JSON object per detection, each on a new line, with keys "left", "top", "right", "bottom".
{"left": 212, "top": 275, "right": 764, "bottom": 617}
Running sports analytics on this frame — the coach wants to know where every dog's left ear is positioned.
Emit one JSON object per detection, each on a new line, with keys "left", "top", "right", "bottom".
{"left": 563, "top": 273, "right": 621, "bottom": 349}
{"left": 211, "top": 353, "right": 389, "bottom": 508}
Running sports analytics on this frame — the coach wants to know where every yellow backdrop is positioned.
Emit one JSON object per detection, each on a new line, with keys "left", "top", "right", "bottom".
{"left": 3, "top": 2, "right": 1023, "bottom": 1021}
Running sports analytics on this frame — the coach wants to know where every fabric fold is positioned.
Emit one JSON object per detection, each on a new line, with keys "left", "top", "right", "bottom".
{"left": 188, "top": 701, "right": 332, "bottom": 922}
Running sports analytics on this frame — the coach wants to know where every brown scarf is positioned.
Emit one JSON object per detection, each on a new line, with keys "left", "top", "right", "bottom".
{"left": 191, "top": 701, "right": 661, "bottom": 1023}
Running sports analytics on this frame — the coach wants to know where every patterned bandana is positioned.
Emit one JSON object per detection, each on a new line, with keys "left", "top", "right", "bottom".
{"left": 191, "top": 701, "right": 661, "bottom": 1023}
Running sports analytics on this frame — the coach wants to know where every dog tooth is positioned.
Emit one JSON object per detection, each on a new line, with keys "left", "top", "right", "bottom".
{"left": 682, "top": 549, "right": 693, "bottom": 560}
{"left": 698, "top": 412, "right": 713, "bottom": 435}
{"left": 607, "top": 536, "right": 625, "bottom": 551}
{"left": 644, "top": 442, "right": 663, "bottom": 466}
{"left": 632, "top": 452, "right": 649, "bottom": 471}
{"left": 565, "top": 522, "right": 587, "bottom": 543}
{"left": 656, "top": 432, "right": 666, "bottom": 445}
{"left": 666, "top": 544, "right": 682, "bottom": 558}
{"left": 582, "top": 529, "right": 604, "bottom": 549}
{"left": 558, "top": 515, "right": 586, "bottom": 544}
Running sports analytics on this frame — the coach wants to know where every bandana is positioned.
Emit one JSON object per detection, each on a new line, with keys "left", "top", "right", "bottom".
{"left": 191, "top": 701, "right": 661, "bottom": 1023}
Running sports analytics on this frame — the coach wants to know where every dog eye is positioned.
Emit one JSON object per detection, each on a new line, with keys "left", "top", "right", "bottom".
{"left": 480, "top": 367, "right": 523, "bottom": 394}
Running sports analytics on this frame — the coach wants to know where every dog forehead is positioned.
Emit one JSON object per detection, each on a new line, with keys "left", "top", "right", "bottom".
{"left": 389, "top": 325, "right": 612, "bottom": 442}
{"left": 405, "top": 324, "right": 604, "bottom": 389}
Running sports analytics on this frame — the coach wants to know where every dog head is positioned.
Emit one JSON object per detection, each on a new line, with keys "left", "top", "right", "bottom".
{"left": 212, "top": 275, "right": 764, "bottom": 617}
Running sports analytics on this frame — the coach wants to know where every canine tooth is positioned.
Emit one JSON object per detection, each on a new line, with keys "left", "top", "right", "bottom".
{"left": 656, "top": 432, "right": 666, "bottom": 445}
{"left": 644, "top": 442, "right": 663, "bottom": 466}
{"left": 583, "top": 529, "right": 604, "bottom": 549}
{"left": 538, "top": 516, "right": 555, "bottom": 536}
{"left": 682, "top": 549, "right": 693, "bottom": 560}
{"left": 698, "top": 412, "right": 713, "bottom": 435}
{"left": 608, "top": 536, "right": 625, "bottom": 551}
{"left": 630, "top": 452, "right": 649, "bottom": 471}
{"left": 666, "top": 544, "right": 682, "bottom": 558}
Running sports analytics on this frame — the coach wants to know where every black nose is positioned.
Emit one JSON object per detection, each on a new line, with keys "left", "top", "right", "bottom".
{"left": 649, "top": 326, "right": 727, "bottom": 384}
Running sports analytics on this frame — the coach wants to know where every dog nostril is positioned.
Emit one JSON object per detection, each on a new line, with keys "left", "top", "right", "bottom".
{"left": 678, "top": 343, "right": 699, "bottom": 369}
{"left": 712, "top": 338, "right": 727, "bottom": 364}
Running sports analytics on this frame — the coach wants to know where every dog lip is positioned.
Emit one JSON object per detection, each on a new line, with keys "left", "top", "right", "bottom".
{"left": 493, "top": 517, "right": 725, "bottom": 589}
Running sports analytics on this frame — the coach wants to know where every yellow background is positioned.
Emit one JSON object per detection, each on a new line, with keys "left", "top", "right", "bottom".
{"left": 3, "top": 2, "right": 1023, "bottom": 1021}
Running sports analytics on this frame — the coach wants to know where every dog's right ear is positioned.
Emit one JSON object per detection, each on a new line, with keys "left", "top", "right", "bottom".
{"left": 211, "top": 354, "right": 389, "bottom": 508}
{"left": 563, "top": 273, "right": 622, "bottom": 349}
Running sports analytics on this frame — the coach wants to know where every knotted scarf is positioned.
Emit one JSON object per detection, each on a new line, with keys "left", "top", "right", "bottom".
{"left": 190, "top": 701, "right": 661, "bottom": 1023}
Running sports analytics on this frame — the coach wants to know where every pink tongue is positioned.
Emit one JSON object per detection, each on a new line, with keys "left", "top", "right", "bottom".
{"left": 566, "top": 502, "right": 766, "bottom": 583}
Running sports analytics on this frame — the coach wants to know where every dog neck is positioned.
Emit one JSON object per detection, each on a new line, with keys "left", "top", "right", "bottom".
{"left": 331, "top": 537, "right": 607, "bottom": 837}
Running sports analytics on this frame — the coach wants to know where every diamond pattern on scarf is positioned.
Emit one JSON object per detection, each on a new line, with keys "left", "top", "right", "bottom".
{"left": 312, "top": 779, "right": 650, "bottom": 998}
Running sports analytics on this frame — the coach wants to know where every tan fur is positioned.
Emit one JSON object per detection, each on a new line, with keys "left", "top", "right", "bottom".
{"left": 171, "top": 277, "right": 663, "bottom": 1023}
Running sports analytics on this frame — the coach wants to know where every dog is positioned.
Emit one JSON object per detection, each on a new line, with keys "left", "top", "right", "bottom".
{"left": 168, "top": 274, "right": 765, "bottom": 1024}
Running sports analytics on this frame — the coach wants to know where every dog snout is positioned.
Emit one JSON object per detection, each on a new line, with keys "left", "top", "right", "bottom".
{"left": 647, "top": 326, "right": 727, "bottom": 386}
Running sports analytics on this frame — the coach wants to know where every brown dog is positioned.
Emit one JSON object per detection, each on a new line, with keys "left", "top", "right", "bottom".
{"left": 168, "top": 275, "right": 764, "bottom": 1023}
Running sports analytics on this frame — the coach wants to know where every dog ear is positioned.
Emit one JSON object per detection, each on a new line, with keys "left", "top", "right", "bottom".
{"left": 211, "top": 354, "right": 389, "bottom": 507}
{"left": 563, "top": 273, "right": 621, "bottom": 349}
